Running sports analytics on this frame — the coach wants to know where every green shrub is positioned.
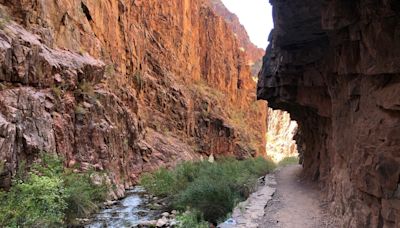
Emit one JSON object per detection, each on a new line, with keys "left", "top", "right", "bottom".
{"left": 74, "top": 103, "right": 87, "bottom": 115}
{"left": 78, "top": 81, "right": 95, "bottom": 98}
{"left": 140, "top": 156, "right": 275, "bottom": 223}
{"left": 139, "top": 167, "right": 176, "bottom": 197}
{"left": 0, "top": 174, "right": 66, "bottom": 227}
{"left": 176, "top": 177, "right": 235, "bottom": 223}
{"left": 243, "top": 157, "right": 277, "bottom": 177}
{"left": 278, "top": 156, "right": 299, "bottom": 167}
{"left": 63, "top": 170, "right": 107, "bottom": 221}
{"left": 176, "top": 211, "right": 209, "bottom": 228}
{"left": 173, "top": 161, "right": 207, "bottom": 190}
{"left": 0, "top": 153, "right": 107, "bottom": 227}
{"left": 51, "top": 86, "right": 63, "bottom": 100}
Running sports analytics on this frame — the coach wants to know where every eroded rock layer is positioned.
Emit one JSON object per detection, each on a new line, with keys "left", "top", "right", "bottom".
{"left": 209, "top": 0, "right": 265, "bottom": 64}
{"left": 258, "top": 0, "right": 400, "bottom": 227}
{"left": 0, "top": 0, "right": 267, "bottom": 197}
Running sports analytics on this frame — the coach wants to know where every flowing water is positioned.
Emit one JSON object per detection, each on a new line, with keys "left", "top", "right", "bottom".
{"left": 86, "top": 186, "right": 162, "bottom": 228}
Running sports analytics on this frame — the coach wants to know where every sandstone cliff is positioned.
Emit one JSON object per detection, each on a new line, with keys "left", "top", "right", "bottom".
{"left": 258, "top": 0, "right": 400, "bottom": 227}
{"left": 209, "top": 0, "right": 265, "bottom": 65}
{"left": 0, "top": 0, "right": 266, "bottom": 197}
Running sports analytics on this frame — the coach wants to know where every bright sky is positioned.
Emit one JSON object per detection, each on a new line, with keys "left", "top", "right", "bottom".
{"left": 221, "top": 0, "right": 273, "bottom": 49}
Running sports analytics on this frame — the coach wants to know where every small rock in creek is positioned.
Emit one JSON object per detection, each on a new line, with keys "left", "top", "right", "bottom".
{"left": 156, "top": 217, "right": 169, "bottom": 227}
{"left": 104, "top": 200, "right": 117, "bottom": 207}
{"left": 137, "top": 220, "right": 157, "bottom": 227}
{"left": 161, "top": 212, "right": 170, "bottom": 217}
{"left": 137, "top": 210, "right": 148, "bottom": 216}
{"left": 76, "top": 218, "right": 90, "bottom": 223}
{"left": 171, "top": 210, "right": 177, "bottom": 215}
{"left": 169, "top": 219, "right": 178, "bottom": 227}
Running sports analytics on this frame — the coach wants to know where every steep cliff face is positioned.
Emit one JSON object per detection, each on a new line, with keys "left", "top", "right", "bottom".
{"left": 209, "top": 0, "right": 265, "bottom": 65}
{"left": 258, "top": 0, "right": 400, "bottom": 227}
{"left": 0, "top": 0, "right": 266, "bottom": 197}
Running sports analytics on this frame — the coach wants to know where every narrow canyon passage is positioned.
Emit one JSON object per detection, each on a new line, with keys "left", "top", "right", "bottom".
{"left": 262, "top": 165, "right": 337, "bottom": 228}
{"left": 0, "top": 0, "right": 399, "bottom": 227}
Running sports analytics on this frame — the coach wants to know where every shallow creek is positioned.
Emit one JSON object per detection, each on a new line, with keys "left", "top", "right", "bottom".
{"left": 86, "top": 186, "right": 163, "bottom": 228}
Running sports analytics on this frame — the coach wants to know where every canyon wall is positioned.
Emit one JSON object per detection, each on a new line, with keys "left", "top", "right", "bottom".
{"left": 0, "top": 0, "right": 267, "bottom": 197}
{"left": 209, "top": 0, "right": 265, "bottom": 65}
{"left": 258, "top": 0, "right": 400, "bottom": 227}
{"left": 266, "top": 108, "right": 297, "bottom": 163}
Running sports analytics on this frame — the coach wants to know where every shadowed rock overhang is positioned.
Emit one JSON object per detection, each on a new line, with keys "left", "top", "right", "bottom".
{"left": 257, "top": 0, "right": 400, "bottom": 227}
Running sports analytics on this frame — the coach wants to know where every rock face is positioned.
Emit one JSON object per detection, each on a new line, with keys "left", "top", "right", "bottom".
{"left": 0, "top": 0, "right": 266, "bottom": 197}
{"left": 258, "top": 0, "right": 400, "bottom": 227}
{"left": 209, "top": 0, "right": 265, "bottom": 65}
{"left": 266, "top": 109, "right": 297, "bottom": 163}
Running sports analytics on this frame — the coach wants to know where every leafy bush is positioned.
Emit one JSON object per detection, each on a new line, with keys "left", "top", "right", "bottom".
{"left": 176, "top": 177, "right": 235, "bottom": 223}
{"left": 0, "top": 153, "right": 107, "bottom": 227}
{"left": 63, "top": 170, "right": 107, "bottom": 221}
{"left": 278, "top": 156, "right": 299, "bottom": 167}
{"left": 140, "top": 156, "right": 276, "bottom": 223}
{"left": 176, "top": 211, "right": 209, "bottom": 228}
{"left": 0, "top": 174, "right": 67, "bottom": 227}
{"left": 139, "top": 167, "right": 176, "bottom": 197}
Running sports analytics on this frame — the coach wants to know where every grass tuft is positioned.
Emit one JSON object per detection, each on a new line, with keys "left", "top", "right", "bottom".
{"left": 176, "top": 210, "right": 209, "bottom": 228}
{"left": 0, "top": 9, "right": 10, "bottom": 30}
{"left": 74, "top": 103, "right": 87, "bottom": 115}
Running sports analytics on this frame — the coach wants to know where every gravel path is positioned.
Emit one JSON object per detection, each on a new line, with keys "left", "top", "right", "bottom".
{"left": 261, "top": 165, "right": 338, "bottom": 228}
{"left": 219, "top": 165, "right": 338, "bottom": 228}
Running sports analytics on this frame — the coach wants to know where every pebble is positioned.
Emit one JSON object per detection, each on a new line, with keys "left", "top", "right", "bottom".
{"left": 137, "top": 220, "right": 157, "bottom": 227}
{"left": 169, "top": 220, "right": 178, "bottom": 226}
{"left": 104, "top": 200, "right": 117, "bottom": 207}
{"left": 76, "top": 218, "right": 90, "bottom": 223}
{"left": 156, "top": 217, "right": 168, "bottom": 227}
{"left": 137, "top": 210, "right": 148, "bottom": 216}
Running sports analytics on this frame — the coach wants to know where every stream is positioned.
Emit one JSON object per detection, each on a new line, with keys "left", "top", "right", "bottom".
{"left": 86, "top": 186, "right": 163, "bottom": 228}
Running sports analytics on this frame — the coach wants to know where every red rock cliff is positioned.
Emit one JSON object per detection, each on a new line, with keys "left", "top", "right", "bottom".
{"left": 0, "top": 0, "right": 266, "bottom": 197}
{"left": 258, "top": 0, "right": 400, "bottom": 227}
{"left": 209, "top": 0, "right": 265, "bottom": 65}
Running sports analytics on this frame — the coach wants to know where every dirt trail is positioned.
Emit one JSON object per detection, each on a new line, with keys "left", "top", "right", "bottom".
{"left": 261, "top": 165, "right": 338, "bottom": 228}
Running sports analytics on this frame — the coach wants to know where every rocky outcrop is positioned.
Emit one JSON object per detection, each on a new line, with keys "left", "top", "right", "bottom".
{"left": 0, "top": 0, "right": 266, "bottom": 197}
{"left": 209, "top": 0, "right": 265, "bottom": 65}
{"left": 258, "top": 0, "right": 400, "bottom": 227}
{"left": 266, "top": 109, "right": 297, "bottom": 163}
